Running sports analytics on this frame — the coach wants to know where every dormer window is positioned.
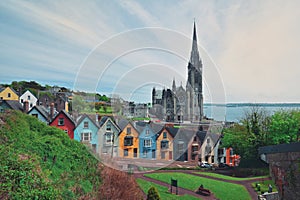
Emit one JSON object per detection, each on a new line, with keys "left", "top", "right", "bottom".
{"left": 7, "top": 93, "right": 11, "bottom": 98}
{"left": 28, "top": 95, "right": 30, "bottom": 100}
{"left": 146, "top": 130, "right": 149, "bottom": 136}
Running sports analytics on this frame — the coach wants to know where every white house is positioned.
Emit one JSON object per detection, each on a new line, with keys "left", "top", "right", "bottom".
{"left": 19, "top": 90, "right": 38, "bottom": 110}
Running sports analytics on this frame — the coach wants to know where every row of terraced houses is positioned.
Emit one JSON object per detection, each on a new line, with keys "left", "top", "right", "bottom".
{"left": 0, "top": 86, "right": 240, "bottom": 166}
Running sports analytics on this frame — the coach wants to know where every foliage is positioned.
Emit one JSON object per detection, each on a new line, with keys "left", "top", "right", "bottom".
{"left": 0, "top": 111, "right": 101, "bottom": 199}
{"left": 0, "top": 147, "right": 59, "bottom": 199}
{"left": 222, "top": 107, "right": 300, "bottom": 165}
{"left": 137, "top": 179, "right": 199, "bottom": 200}
{"left": 269, "top": 110, "right": 300, "bottom": 144}
{"left": 252, "top": 180, "right": 277, "bottom": 194}
{"left": 147, "top": 186, "right": 160, "bottom": 200}
{"left": 145, "top": 172, "right": 251, "bottom": 200}
{"left": 98, "top": 166, "right": 143, "bottom": 199}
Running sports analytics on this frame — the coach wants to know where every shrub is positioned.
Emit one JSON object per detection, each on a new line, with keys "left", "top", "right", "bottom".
{"left": 147, "top": 186, "right": 160, "bottom": 200}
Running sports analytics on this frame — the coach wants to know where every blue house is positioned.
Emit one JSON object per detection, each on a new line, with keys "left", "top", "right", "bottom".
{"left": 137, "top": 122, "right": 157, "bottom": 159}
{"left": 27, "top": 105, "right": 50, "bottom": 124}
{"left": 74, "top": 114, "right": 99, "bottom": 153}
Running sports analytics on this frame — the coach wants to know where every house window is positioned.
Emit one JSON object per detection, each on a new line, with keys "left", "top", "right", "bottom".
{"left": 58, "top": 118, "right": 64, "bottom": 126}
{"left": 124, "top": 149, "right": 128, "bottom": 157}
{"left": 161, "top": 152, "right": 165, "bottom": 159}
{"left": 7, "top": 93, "right": 11, "bottom": 98}
{"left": 207, "top": 138, "right": 210, "bottom": 144}
{"left": 106, "top": 123, "right": 111, "bottom": 131}
{"left": 192, "top": 145, "right": 198, "bottom": 152}
{"left": 163, "top": 132, "right": 167, "bottom": 139}
{"left": 84, "top": 121, "right": 89, "bottom": 128}
{"left": 30, "top": 103, "right": 33, "bottom": 108}
{"left": 144, "top": 139, "right": 152, "bottom": 147}
{"left": 28, "top": 95, "right": 30, "bottom": 100}
{"left": 194, "top": 136, "right": 197, "bottom": 142}
{"left": 32, "top": 114, "right": 38, "bottom": 118}
{"left": 105, "top": 133, "right": 113, "bottom": 144}
{"left": 64, "top": 129, "right": 68, "bottom": 134}
{"left": 161, "top": 141, "right": 169, "bottom": 149}
{"left": 81, "top": 132, "right": 91, "bottom": 141}
{"left": 126, "top": 127, "right": 131, "bottom": 134}
{"left": 146, "top": 130, "right": 149, "bottom": 136}
{"left": 21, "top": 99, "right": 24, "bottom": 103}
{"left": 124, "top": 136, "right": 133, "bottom": 146}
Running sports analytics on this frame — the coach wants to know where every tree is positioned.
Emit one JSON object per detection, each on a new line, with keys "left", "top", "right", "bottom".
{"left": 147, "top": 186, "right": 160, "bottom": 200}
{"left": 269, "top": 110, "right": 300, "bottom": 144}
{"left": 72, "top": 95, "right": 87, "bottom": 113}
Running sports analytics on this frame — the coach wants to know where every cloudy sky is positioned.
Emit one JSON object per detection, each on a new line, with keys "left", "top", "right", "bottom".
{"left": 1, "top": 0, "right": 299, "bottom": 103}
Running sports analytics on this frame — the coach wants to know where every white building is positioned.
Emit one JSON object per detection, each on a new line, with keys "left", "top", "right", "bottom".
{"left": 19, "top": 90, "right": 37, "bottom": 110}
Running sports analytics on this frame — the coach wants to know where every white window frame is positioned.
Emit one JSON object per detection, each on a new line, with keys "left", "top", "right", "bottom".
{"left": 81, "top": 132, "right": 91, "bottom": 141}
{"left": 144, "top": 139, "right": 152, "bottom": 147}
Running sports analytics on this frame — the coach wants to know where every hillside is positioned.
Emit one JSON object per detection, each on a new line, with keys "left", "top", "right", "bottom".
{"left": 0, "top": 111, "right": 101, "bottom": 199}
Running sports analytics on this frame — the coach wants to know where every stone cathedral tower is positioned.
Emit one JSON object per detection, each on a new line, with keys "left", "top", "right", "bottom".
{"left": 152, "top": 22, "right": 203, "bottom": 122}
{"left": 186, "top": 21, "right": 203, "bottom": 121}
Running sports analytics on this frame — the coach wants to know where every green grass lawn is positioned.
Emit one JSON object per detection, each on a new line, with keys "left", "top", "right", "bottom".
{"left": 251, "top": 180, "right": 277, "bottom": 194}
{"left": 136, "top": 178, "right": 201, "bottom": 200}
{"left": 194, "top": 172, "right": 269, "bottom": 181}
{"left": 145, "top": 172, "right": 251, "bottom": 200}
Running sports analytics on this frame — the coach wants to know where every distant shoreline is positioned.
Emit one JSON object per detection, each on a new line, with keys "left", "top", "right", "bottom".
{"left": 204, "top": 103, "right": 300, "bottom": 107}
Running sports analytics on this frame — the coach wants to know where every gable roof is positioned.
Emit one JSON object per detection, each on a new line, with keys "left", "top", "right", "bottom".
{"left": 76, "top": 114, "right": 99, "bottom": 128}
{"left": 99, "top": 116, "right": 121, "bottom": 133}
{"left": 117, "top": 118, "right": 129, "bottom": 130}
{"left": 1, "top": 100, "right": 23, "bottom": 111}
{"left": 50, "top": 109, "right": 75, "bottom": 126}
{"left": 28, "top": 105, "right": 49, "bottom": 120}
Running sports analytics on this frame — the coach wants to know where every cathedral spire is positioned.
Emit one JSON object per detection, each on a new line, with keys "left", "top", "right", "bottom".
{"left": 193, "top": 20, "right": 197, "bottom": 41}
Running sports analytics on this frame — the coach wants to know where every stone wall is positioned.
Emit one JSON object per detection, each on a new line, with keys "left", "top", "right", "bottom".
{"left": 258, "top": 192, "right": 279, "bottom": 200}
{"left": 266, "top": 151, "right": 300, "bottom": 200}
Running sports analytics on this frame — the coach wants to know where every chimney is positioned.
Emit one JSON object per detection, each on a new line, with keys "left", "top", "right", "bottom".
{"left": 50, "top": 103, "right": 54, "bottom": 120}
{"left": 23, "top": 100, "right": 29, "bottom": 113}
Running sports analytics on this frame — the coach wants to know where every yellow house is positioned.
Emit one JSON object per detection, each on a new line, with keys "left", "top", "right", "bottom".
{"left": 118, "top": 120, "right": 139, "bottom": 158}
{"left": 0, "top": 87, "right": 19, "bottom": 100}
{"left": 156, "top": 127, "right": 174, "bottom": 160}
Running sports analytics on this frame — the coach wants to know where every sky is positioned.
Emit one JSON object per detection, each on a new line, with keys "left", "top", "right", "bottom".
{"left": 1, "top": 0, "right": 300, "bottom": 103}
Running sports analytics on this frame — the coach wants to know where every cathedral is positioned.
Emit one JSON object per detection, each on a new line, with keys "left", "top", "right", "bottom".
{"left": 151, "top": 22, "right": 203, "bottom": 123}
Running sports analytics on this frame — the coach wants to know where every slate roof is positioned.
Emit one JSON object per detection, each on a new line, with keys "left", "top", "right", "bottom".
{"left": 76, "top": 114, "right": 99, "bottom": 128}
{"left": 2, "top": 100, "right": 23, "bottom": 111}
{"left": 196, "top": 130, "right": 207, "bottom": 143}
{"left": 29, "top": 105, "right": 49, "bottom": 120}
{"left": 99, "top": 116, "right": 109, "bottom": 127}
{"left": 117, "top": 118, "right": 129, "bottom": 130}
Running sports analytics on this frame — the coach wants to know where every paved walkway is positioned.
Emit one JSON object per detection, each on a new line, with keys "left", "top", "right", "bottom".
{"left": 134, "top": 170, "right": 271, "bottom": 200}
{"left": 134, "top": 173, "right": 217, "bottom": 200}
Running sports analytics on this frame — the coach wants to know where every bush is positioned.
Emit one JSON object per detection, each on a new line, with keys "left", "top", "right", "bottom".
{"left": 147, "top": 186, "right": 160, "bottom": 200}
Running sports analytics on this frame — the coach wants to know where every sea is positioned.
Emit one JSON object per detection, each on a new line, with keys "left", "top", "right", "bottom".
{"left": 203, "top": 103, "right": 300, "bottom": 122}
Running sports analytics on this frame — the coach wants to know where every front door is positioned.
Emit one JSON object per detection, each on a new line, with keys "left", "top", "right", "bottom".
{"left": 169, "top": 151, "right": 172, "bottom": 160}
{"left": 152, "top": 150, "right": 156, "bottom": 159}
{"left": 133, "top": 148, "right": 137, "bottom": 158}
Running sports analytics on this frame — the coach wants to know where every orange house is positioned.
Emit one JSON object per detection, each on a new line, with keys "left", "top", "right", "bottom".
{"left": 225, "top": 147, "right": 240, "bottom": 166}
{"left": 118, "top": 120, "right": 139, "bottom": 158}
{"left": 156, "top": 127, "right": 174, "bottom": 160}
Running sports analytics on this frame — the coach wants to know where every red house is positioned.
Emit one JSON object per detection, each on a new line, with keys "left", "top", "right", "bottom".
{"left": 49, "top": 110, "right": 75, "bottom": 139}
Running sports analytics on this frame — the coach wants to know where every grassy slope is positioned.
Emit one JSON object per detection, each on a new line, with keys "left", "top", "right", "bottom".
{"left": 194, "top": 172, "right": 269, "bottom": 181}
{"left": 145, "top": 172, "right": 251, "bottom": 200}
{"left": 137, "top": 178, "right": 200, "bottom": 200}
{"left": 0, "top": 111, "right": 101, "bottom": 199}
